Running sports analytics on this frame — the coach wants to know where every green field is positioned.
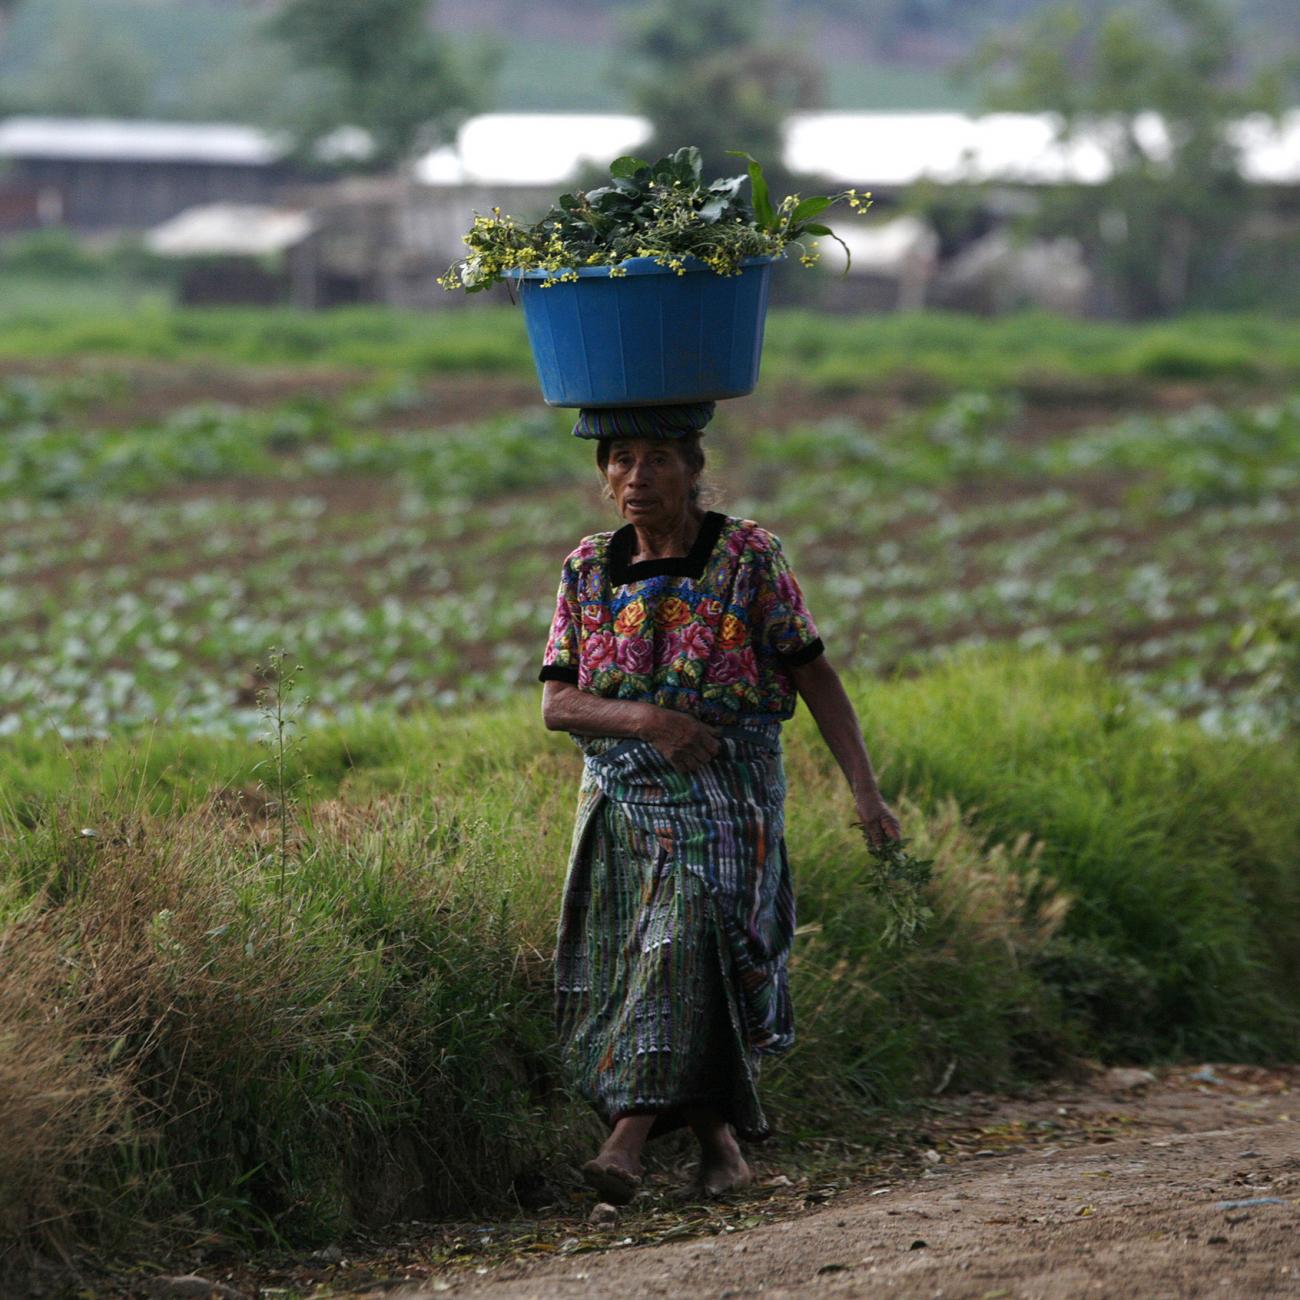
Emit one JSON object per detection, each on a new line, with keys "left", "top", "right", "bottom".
{"left": 1, "top": 302, "right": 1297, "bottom": 1281}
{"left": 1, "top": 306, "right": 1297, "bottom": 741}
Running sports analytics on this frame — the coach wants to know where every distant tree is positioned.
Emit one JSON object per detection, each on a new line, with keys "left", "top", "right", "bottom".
{"left": 268, "top": 0, "right": 495, "bottom": 168}
{"left": 11, "top": 9, "right": 157, "bottom": 118}
{"left": 969, "top": 0, "right": 1290, "bottom": 316}
{"left": 621, "top": 0, "right": 821, "bottom": 182}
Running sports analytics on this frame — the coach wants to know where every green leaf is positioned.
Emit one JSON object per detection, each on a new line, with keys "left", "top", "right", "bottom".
{"left": 803, "top": 223, "right": 832, "bottom": 235}
{"left": 671, "top": 145, "right": 703, "bottom": 185}
{"left": 609, "top": 156, "right": 648, "bottom": 179}
{"left": 727, "top": 150, "right": 775, "bottom": 229}
{"left": 791, "top": 196, "right": 834, "bottom": 224}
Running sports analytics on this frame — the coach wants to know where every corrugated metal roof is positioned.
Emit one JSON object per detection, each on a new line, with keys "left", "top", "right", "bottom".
{"left": 0, "top": 116, "right": 284, "bottom": 166}
{"left": 147, "top": 204, "right": 314, "bottom": 257}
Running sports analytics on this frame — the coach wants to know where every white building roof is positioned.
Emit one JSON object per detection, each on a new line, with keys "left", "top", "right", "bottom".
{"left": 415, "top": 113, "right": 653, "bottom": 186}
{"left": 146, "top": 204, "right": 315, "bottom": 257}
{"left": 0, "top": 116, "right": 284, "bottom": 166}
{"left": 834, "top": 213, "right": 938, "bottom": 272}
{"left": 5, "top": 107, "right": 1293, "bottom": 188}
{"left": 784, "top": 109, "right": 1300, "bottom": 187}
{"left": 1229, "top": 110, "right": 1300, "bottom": 184}
{"left": 415, "top": 108, "right": 1300, "bottom": 190}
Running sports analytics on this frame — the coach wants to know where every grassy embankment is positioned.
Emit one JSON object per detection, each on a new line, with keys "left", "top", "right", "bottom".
{"left": 2, "top": 653, "right": 1298, "bottom": 1272}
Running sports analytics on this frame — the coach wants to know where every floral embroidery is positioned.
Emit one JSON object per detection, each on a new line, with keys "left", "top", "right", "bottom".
{"left": 718, "top": 612, "right": 748, "bottom": 652}
{"left": 613, "top": 599, "right": 648, "bottom": 636}
{"left": 655, "top": 596, "right": 692, "bottom": 630}
{"left": 541, "top": 515, "right": 823, "bottom": 726}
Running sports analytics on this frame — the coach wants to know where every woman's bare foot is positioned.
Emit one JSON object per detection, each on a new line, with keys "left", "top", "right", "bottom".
{"left": 682, "top": 1106, "right": 752, "bottom": 1198}
{"left": 693, "top": 1145, "right": 752, "bottom": 1197}
{"left": 582, "top": 1115, "right": 653, "bottom": 1205}
{"left": 581, "top": 1154, "right": 641, "bottom": 1205}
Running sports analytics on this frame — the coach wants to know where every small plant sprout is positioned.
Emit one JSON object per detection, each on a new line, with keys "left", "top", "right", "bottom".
{"left": 252, "top": 646, "right": 311, "bottom": 925}
{"left": 438, "top": 146, "right": 872, "bottom": 292}
{"left": 854, "top": 826, "right": 935, "bottom": 948}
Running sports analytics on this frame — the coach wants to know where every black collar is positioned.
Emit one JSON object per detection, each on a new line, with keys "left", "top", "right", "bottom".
{"left": 608, "top": 511, "right": 726, "bottom": 586}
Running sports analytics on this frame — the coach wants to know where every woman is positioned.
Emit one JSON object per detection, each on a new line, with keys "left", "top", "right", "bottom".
{"left": 540, "top": 401, "right": 900, "bottom": 1205}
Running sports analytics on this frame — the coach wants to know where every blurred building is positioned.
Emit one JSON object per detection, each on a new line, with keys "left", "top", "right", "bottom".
{"left": 3, "top": 108, "right": 1297, "bottom": 313}
{"left": 145, "top": 203, "right": 318, "bottom": 306}
{"left": 0, "top": 117, "right": 292, "bottom": 230}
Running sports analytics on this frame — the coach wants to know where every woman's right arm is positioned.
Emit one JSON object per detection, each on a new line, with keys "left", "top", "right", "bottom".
{"left": 541, "top": 681, "right": 721, "bottom": 773}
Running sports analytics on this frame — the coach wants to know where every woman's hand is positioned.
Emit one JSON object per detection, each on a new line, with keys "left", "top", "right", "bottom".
{"left": 541, "top": 683, "right": 719, "bottom": 773}
{"left": 854, "top": 788, "right": 903, "bottom": 849}
{"left": 645, "top": 709, "right": 722, "bottom": 774}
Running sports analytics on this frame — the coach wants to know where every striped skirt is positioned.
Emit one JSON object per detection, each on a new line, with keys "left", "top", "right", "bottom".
{"left": 554, "top": 726, "right": 795, "bottom": 1141}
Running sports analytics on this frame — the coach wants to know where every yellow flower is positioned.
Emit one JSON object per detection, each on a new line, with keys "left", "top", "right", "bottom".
{"left": 718, "top": 613, "right": 747, "bottom": 651}
{"left": 614, "top": 600, "right": 647, "bottom": 635}
{"left": 655, "top": 596, "right": 691, "bottom": 630}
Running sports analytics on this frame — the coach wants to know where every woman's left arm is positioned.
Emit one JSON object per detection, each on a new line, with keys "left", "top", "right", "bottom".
{"left": 791, "top": 654, "right": 902, "bottom": 848}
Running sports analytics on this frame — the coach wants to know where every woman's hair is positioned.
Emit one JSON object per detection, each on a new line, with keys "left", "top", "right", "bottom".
{"left": 596, "top": 434, "right": 708, "bottom": 502}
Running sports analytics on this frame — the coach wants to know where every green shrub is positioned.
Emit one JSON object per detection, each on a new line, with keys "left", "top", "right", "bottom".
{"left": 0, "top": 228, "right": 100, "bottom": 278}
{"left": 848, "top": 649, "right": 1300, "bottom": 1058}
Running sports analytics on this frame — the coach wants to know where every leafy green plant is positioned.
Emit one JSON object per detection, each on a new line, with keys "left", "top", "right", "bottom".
{"left": 855, "top": 830, "right": 936, "bottom": 947}
{"left": 439, "top": 145, "right": 871, "bottom": 291}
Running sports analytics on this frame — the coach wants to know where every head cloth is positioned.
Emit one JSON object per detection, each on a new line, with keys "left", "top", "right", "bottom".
{"left": 572, "top": 401, "right": 716, "bottom": 440}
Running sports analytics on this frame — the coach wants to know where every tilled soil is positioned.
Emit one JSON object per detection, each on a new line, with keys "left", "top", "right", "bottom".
{"left": 397, "top": 1066, "right": 1298, "bottom": 1300}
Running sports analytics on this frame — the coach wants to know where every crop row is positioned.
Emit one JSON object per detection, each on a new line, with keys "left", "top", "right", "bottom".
{"left": 4, "top": 376, "right": 1299, "bottom": 510}
{"left": 1, "top": 385, "right": 1294, "bottom": 740}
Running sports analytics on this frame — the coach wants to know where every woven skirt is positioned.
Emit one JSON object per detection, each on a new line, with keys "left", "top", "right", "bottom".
{"left": 553, "top": 741, "right": 789, "bottom": 1141}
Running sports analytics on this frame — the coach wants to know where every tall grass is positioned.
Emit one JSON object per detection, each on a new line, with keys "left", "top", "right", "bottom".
{"left": 1, "top": 651, "right": 1296, "bottom": 1279}
{"left": 839, "top": 651, "right": 1300, "bottom": 1057}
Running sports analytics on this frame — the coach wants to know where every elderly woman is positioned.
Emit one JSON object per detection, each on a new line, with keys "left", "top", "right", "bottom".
{"left": 540, "top": 402, "right": 900, "bottom": 1205}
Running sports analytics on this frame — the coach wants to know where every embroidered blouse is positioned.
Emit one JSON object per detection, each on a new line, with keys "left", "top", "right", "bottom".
{"left": 539, "top": 512, "right": 824, "bottom": 725}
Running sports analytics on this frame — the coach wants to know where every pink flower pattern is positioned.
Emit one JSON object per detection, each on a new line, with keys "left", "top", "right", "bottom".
{"left": 615, "top": 635, "right": 653, "bottom": 676}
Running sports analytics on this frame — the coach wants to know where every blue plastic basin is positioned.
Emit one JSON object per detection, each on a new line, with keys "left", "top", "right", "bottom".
{"left": 510, "top": 255, "right": 776, "bottom": 408}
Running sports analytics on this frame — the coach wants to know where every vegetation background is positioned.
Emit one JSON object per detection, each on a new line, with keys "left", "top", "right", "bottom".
{"left": 0, "top": 0, "right": 1296, "bottom": 120}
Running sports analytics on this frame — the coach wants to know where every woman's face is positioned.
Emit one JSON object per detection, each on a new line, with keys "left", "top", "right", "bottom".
{"left": 604, "top": 439, "right": 698, "bottom": 531}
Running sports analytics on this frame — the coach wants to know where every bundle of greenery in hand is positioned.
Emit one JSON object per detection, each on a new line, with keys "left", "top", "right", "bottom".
{"left": 438, "top": 146, "right": 872, "bottom": 292}
{"left": 856, "top": 826, "right": 935, "bottom": 948}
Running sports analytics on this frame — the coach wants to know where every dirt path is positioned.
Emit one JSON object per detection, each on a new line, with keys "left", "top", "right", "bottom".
{"left": 389, "top": 1065, "right": 1298, "bottom": 1300}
